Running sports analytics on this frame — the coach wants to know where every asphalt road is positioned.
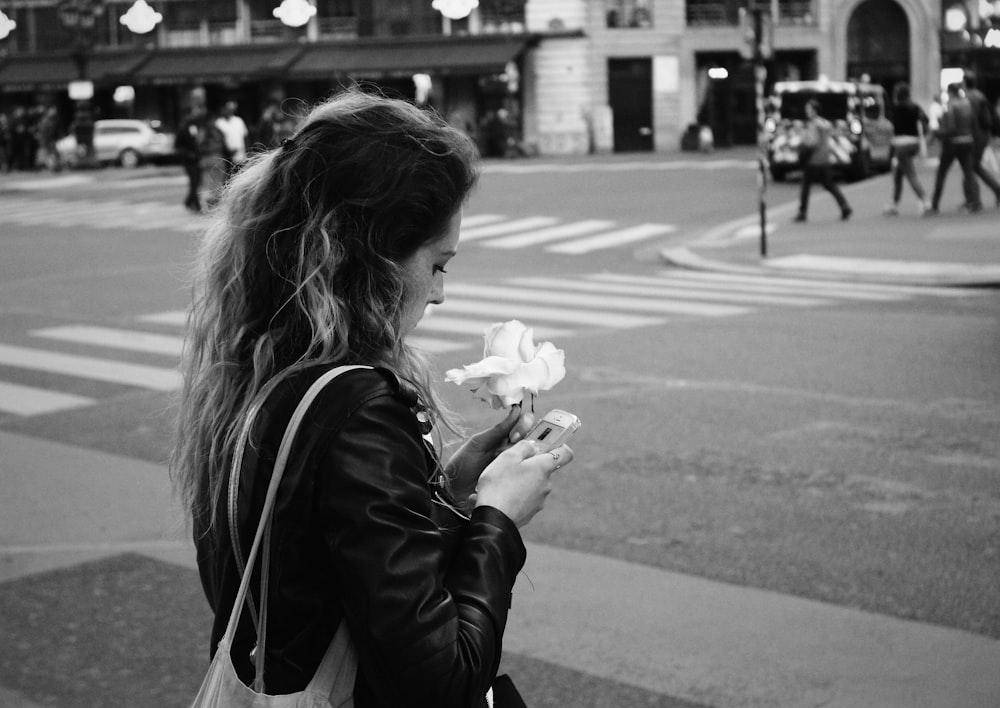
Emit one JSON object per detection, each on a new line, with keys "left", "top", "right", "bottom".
{"left": 1, "top": 155, "right": 998, "bottom": 705}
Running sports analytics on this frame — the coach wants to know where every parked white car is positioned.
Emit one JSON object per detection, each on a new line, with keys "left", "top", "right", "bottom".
{"left": 56, "top": 119, "right": 176, "bottom": 168}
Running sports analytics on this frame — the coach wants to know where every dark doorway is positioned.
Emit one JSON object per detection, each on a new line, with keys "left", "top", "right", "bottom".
{"left": 847, "top": 0, "right": 909, "bottom": 95}
{"left": 608, "top": 58, "right": 653, "bottom": 152}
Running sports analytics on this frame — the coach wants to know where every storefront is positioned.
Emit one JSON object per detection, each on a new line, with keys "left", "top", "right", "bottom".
{"left": 0, "top": 34, "right": 530, "bottom": 153}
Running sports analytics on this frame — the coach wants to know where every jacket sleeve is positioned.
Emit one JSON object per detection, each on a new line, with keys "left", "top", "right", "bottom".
{"left": 314, "top": 391, "right": 526, "bottom": 707}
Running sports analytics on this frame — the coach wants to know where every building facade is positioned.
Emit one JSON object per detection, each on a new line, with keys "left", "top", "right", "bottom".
{"left": 0, "top": 0, "right": 997, "bottom": 155}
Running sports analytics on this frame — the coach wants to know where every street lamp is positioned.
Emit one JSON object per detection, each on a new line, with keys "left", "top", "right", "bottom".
{"left": 0, "top": 10, "right": 16, "bottom": 41}
{"left": 59, "top": 0, "right": 105, "bottom": 168}
{"left": 273, "top": 0, "right": 316, "bottom": 27}
{"left": 433, "top": 0, "right": 479, "bottom": 20}
{"left": 120, "top": 0, "right": 161, "bottom": 34}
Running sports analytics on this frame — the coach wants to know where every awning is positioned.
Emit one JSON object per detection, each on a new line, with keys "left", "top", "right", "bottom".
{"left": 131, "top": 44, "right": 304, "bottom": 84}
{"left": 0, "top": 52, "right": 149, "bottom": 91}
{"left": 289, "top": 35, "right": 530, "bottom": 79}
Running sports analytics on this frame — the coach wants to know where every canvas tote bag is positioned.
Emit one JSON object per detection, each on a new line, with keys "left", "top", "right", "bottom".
{"left": 191, "top": 365, "right": 369, "bottom": 708}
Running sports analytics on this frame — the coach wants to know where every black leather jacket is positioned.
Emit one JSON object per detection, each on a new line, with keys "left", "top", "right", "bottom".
{"left": 195, "top": 365, "right": 526, "bottom": 707}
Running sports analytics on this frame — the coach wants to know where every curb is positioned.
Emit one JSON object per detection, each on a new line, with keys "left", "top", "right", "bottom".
{"left": 660, "top": 246, "right": 1000, "bottom": 288}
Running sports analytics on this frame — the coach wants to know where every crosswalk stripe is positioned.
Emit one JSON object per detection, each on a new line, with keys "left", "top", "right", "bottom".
{"left": 139, "top": 311, "right": 188, "bottom": 326}
{"left": 652, "top": 269, "right": 974, "bottom": 298}
{"left": 0, "top": 198, "right": 75, "bottom": 217}
{"left": 0, "top": 198, "right": 197, "bottom": 232}
{"left": 0, "top": 343, "right": 180, "bottom": 390}
{"left": 405, "top": 336, "right": 469, "bottom": 353}
{"left": 445, "top": 283, "right": 749, "bottom": 318}
{"left": 546, "top": 223, "right": 678, "bottom": 254}
{"left": 461, "top": 216, "right": 560, "bottom": 241}
{"left": 509, "top": 277, "right": 829, "bottom": 307}
{"left": 481, "top": 220, "right": 616, "bottom": 249}
{"left": 461, "top": 214, "right": 506, "bottom": 228}
{"left": 0, "top": 381, "right": 95, "bottom": 416}
{"left": 438, "top": 298, "right": 663, "bottom": 328}
{"left": 31, "top": 326, "right": 184, "bottom": 357}
{"left": 416, "top": 315, "right": 572, "bottom": 341}
{"left": 593, "top": 272, "right": 905, "bottom": 302}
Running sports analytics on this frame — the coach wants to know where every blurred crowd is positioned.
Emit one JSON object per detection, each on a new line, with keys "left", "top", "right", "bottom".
{"left": 0, "top": 103, "right": 65, "bottom": 173}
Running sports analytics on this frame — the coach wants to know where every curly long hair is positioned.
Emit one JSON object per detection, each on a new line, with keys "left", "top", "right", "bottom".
{"left": 171, "top": 90, "right": 480, "bottom": 534}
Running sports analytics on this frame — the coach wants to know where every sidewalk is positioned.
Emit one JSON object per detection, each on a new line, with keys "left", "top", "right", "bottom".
{"left": 2, "top": 430, "right": 998, "bottom": 707}
{"left": 662, "top": 160, "right": 1000, "bottom": 287}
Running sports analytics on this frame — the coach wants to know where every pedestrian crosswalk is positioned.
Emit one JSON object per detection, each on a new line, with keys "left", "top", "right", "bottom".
{"left": 0, "top": 194, "right": 673, "bottom": 255}
{"left": 0, "top": 271, "right": 982, "bottom": 417}
{"left": 462, "top": 214, "right": 676, "bottom": 253}
{"left": 0, "top": 196, "right": 203, "bottom": 233}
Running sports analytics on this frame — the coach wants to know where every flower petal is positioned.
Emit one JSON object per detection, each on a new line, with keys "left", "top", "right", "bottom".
{"left": 484, "top": 320, "right": 528, "bottom": 363}
{"left": 444, "top": 355, "right": 517, "bottom": 386}
{"left": 518, "top": 326, "right": 536, "bottom": 363}
{"left": 533, "top": 342, "right": 566, "bottom": 390}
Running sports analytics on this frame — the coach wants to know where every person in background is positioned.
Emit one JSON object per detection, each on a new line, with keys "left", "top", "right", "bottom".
{"left": 794, "top": 99, "right": 852, "bottom": 222}
{"left": 962, "top": 73, "right": 1000, "bottom": 208}
{"left": 175, "top": 104, "right": 211, "bottom": 212}
{"left": 0, "top": 112, "right": 11, "bottom": 173}
{"left": 215, "top": 100, "right": 249, "bottom": 174}
{"left": 927, "top": 82, "right": 980, "bottom": 215}
{"left": 927, "top": 92, "right": 944, "bottom": 141}
{"left": 884, "top": 83, "right": 930, "bottom": 216}
{"left": 172, "top": 90, "right": 572, "bottom": 706}
{"left": 36, "top": 106, "right": 60, "bottom": 171}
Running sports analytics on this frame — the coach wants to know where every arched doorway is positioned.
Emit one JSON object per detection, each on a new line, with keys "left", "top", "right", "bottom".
{"left": 846, "top": 0, "right": 909, "bottom": 94}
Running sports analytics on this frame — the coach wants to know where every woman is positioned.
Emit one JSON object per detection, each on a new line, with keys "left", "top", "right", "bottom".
{"left": 885, "top": 82, "right": 930, "bottom": 216}
{"left": 172, "top": 90, "right": 573, "bottom": 706}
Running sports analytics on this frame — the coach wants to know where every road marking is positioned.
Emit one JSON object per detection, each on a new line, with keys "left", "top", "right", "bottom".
{"left": 437, "top": 298, "right": 664, "bottom": 328}
{"left": 0, "top": 196, "right": 200, "bottom": 233}
{"left": 0, "top": 343, "right": 180, "bottom": 390}
{"left": 405, "top": 336, "right": 469, "bottom": 353}
{"left": 445, "top": 282, "right": 749, "bottom": 318}
{"left": 547, "top": 223, "right": 678, "bottom": 254}
{"left": 0, "top": 381, "right": 95, "bottom": 416}
{"left": 461, "top": 214, "right": 506, "bottom": 228}
{"left": 508, "top": 276, "right": 830, "bottom": 307}
{"left": 138, "top": 311, "right": 187, "bottom": 326}
{"left": 415, "top": 315, "right": 571, "bottom": 341}
{"left": 31, "top": 325, "right": 184, "bottom": 357}
{"left": 460, "top": 216, "right": 560, "bottom": 241}
{"left": 607, "top": 272, "right": 904, "bottom": 302}
{"left": 482, "top": 220, "right": 616, "bottom": 249}
{"left": 650, "top": 270, "right": 967, "bottom": 298}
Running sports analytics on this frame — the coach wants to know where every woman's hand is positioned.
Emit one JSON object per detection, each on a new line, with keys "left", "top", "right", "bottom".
{"left": 444, "top": 406, "right": 535, "bottom": 507}
{"left": 474, "top": 440, "right": 573, "bottom": 528}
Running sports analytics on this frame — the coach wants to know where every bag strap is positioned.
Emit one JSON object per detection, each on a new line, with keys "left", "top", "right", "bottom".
{"left": 222, "top": 364, "right": 371, "bottom": 692}
{"left": 226, "top": 371, "right": 293, "bottom": 634}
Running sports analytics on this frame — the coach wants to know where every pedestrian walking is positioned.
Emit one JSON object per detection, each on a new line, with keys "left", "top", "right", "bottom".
{"left": 172, "top": 90, "right": 571, "bottom": 706}
{"left": 927, "top": 83, "right": 980, "bottom": 215}
{"left": 36, "top": 106, "right": 60, "bottom": 171}
{"left": 0, "top": 112, "right": 11, "bottom": 173}
{"left": 884, "top": 83, "right": 930, "bottom": 215}
{"left": 794, "top": 99, "right": 852, "bottom": 222}
{"left": 175, "top": 104, "right": 211, "bottom": 212}
{"left": 962, "top": 73, "right": 1000, "bottom": 208}
{"left": 215, "top": 100, "right": 249, "bottom": 174}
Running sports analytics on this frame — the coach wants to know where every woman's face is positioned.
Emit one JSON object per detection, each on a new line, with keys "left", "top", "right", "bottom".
{"left": 398, "top": 211, "right": 461, "bottom": 337}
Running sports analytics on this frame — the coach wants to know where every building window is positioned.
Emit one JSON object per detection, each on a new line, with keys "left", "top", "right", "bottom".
{"left": 777, "top": 0, "right": 814, "bottom": 25}
{"left": 317, "top": 0, "right": 358, "bottom": 37}
{"left": 480, "top": 0, "right": 527, "bottom": 31}
{"left": 685, "top": 0, "right": 740, "bottom": 26}
{"left": 606, "top": 0, "right": 653, "bottom": 28}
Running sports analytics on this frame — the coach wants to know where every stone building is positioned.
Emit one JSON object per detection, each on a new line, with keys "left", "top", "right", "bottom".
{"left": 0, "top": 0, "right": 996, "bottom": 155}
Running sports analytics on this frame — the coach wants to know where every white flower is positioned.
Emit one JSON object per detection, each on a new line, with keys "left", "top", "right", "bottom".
{"left": 445, "top": 320, "right": 565, "bottom": 408}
